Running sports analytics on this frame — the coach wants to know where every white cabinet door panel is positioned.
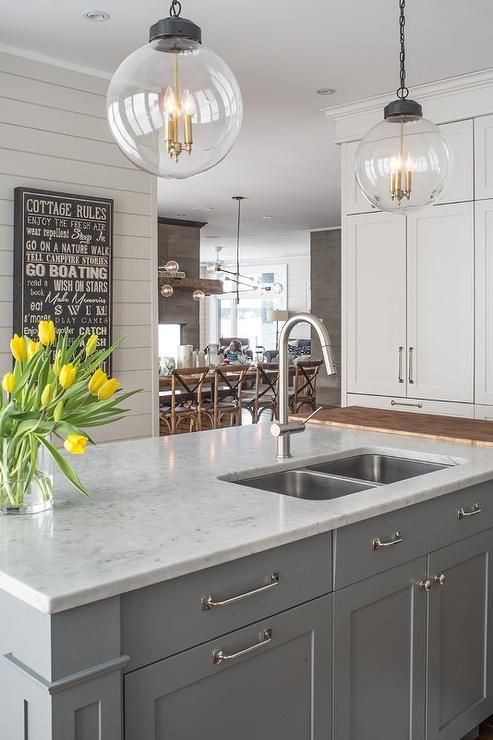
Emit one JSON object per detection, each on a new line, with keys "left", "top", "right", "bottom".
{"left": 347, "top": 393, "right": 474, "bottom": 418}
{"left": 407, "top": 203, "right": 474, "bottom": 403}
{"left": 436, "top": 120, "right": 473, "bottom": 204}
{"left": 475, "top": 199, "right": 493, "bottom": 404}
{"left": 475, "top": 115, "right": 493, "bottom": 199}
{"left": 346, "top": 213, "right": 407, "bottom": 396}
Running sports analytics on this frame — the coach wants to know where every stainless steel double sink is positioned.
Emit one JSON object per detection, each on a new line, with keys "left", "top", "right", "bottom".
{"left": 234, "top": 454, "right": 452, "bottom": 501}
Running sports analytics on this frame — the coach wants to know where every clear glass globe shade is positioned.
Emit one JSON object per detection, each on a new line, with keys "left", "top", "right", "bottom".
{"left": 192, "top": 289, "right": 205, "bottom": 301}
{"left": 107, "top": 38, "right": 243, "bottom": 179}
{"left": 160, "top": 284, "right": 174, "bottom": 298}
{"left": 355, "top": 115, "right": 452, "bottom": 213}
{"left": 165, "top": 260, "right": 179, "bottom": 273}
{"left": 272, "top": 282, "right": 283, "bottom": 295}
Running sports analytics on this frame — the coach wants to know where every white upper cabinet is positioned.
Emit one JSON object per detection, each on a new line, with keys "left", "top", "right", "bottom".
{"left": 436, "top": 120, "right": 473, "bottom": 204}
{"left": 475, "top": 199, "right": 493, "bottom": 404}
{"left": 475, "top": 115, "right": 493, "bottom": 199}
{"left": 407, "top": 203, "right": 474, "bottom": 403}
{"left": 346, "top": 213, "right": 407, "bottom": 397}
{"left": 343, "top": 141, "right": 379, "bottom": 215}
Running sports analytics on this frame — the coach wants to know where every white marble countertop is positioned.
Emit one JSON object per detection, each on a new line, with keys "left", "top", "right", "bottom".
{"left": 2, "top": 423, "right": 493, "bottom": 614}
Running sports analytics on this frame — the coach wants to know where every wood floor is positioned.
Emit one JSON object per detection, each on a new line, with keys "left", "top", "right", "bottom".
{"left": 480, "top": 717, "right": 493, "bottom": 738}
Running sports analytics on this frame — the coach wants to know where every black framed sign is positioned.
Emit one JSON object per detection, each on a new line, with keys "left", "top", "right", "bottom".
{"left": 13, "top": 188, "right": 114, "bottom": 368}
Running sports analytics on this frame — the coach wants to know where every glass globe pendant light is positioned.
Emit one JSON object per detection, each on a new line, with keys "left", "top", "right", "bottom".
{"left": 355, "top": 0, "right": 452, "bottom": 213}
{"left": 107, "top": 0, "right": 243, "bottom": 179}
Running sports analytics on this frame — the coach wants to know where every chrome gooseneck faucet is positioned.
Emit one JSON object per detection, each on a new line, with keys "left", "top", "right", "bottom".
{"left": 271, "top": 313, "right": 337, "bottom": 459}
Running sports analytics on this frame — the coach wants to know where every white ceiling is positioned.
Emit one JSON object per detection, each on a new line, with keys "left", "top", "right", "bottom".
{"left": 2, "top": 1, "right": 493, "bottom": 261}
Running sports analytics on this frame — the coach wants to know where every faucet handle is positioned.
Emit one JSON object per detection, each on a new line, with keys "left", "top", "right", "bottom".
{"left": 303, "top": 406, "right": 323, "bottom": 424}
{"left": 271, "top": 420, "right": 305, "bottom": 438}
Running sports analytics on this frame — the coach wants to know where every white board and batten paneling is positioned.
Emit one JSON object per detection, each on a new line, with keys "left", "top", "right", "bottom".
{"left": 0, "top": 50, "right": 158, "bottom": 441}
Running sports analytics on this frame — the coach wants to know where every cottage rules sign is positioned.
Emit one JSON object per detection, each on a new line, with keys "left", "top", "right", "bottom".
{"left": 13, "top": 188, "right": 113, "bottom": 364}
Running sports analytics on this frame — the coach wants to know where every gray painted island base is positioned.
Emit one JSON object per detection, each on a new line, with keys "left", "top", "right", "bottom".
{"left": 2, "top": 425, "right": 493, "bottom": 738}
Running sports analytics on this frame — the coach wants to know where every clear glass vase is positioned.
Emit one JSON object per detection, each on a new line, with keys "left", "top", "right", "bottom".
{"left": 0, "top": 440, "right": 54, "bottom": 515}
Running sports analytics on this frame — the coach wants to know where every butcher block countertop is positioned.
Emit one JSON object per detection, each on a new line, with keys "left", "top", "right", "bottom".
{"left": 293, "top": 406, "right": 493, "bottom": 446}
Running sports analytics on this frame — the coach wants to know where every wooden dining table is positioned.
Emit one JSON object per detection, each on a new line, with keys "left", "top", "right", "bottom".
{"left": 158, "top": 366, "right": 295, "bottom": 395}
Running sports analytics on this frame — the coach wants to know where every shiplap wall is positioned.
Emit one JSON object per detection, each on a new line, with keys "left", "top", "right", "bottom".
{"left": 0, "top": 50, "right": 158, "bottom": 442}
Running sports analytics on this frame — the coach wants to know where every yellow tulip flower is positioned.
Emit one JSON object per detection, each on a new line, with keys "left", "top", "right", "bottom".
{"left": 88, "top": 368, "right": 107, "bottom": 396}
{"left": 27, "top": 339, "right": 42, "bottom": 361}
{"left": 41, "top": 383, "right": 54, "bottom": 408}
{"left": 54, "top": 400, "right": 64, "bottom": 422}
{"left": 2, "top": 372, "right": 16, "bottom": 393}
{"left": 38, "top": 320, "right": 56, "bottom": 346}
{"left": 59, "top": 363, "right": 77, "bottom": 389}
{"left": 85, "top": 334, "right": 99, "bottom": 357}
{"left": 10, "top": 334, "right": 27, "bottom": 363}
{"left": 63, "top": 434, "right": 88, "bottom": 455}
{"left": 98, "top": 378, "right": 121, "bottom": 401}
{"left": 53, "top": 352, "right": 62, "bottom": 377}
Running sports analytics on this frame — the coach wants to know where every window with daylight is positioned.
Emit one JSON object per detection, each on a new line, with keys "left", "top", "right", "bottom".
{"left": 217, "top": 264, "right": 287, "bottom": 351}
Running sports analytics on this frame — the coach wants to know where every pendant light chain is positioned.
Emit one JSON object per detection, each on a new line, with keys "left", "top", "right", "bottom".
{"left": 169, "top": 0, "right": 182, "bottom": 17}
{"left": 396, "top": 0, "right": 409, "bottom": 99}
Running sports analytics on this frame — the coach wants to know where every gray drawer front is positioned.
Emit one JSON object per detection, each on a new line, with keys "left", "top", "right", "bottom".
{"left": 334, "top": 481, "right": 493, "bottom": 589}
{"left": 123, "top": 533, "right": 331, "bottom": 672}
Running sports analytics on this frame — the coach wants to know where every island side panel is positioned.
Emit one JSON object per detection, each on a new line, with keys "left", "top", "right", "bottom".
{"left": 1, "top": 592, "right": 126, "bottom": 740}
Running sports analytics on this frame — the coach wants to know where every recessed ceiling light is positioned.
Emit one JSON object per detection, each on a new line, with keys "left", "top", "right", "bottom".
{"left": 82, "top": 10, "right": 110, "bottom": 22}
{"left": 176, "top": 213, "right": 187, "bottom": 217}
{"left": 316, "top": 87, "right": 336, "bottom": 96}
{"left": 192, "top": 206, "right": 213, "bottom": 213}
{"left": 262, "top": 215, "right": 273, "bottom": 221}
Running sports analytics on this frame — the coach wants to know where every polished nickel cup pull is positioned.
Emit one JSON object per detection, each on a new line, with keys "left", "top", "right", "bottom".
{"left": 433, "top": 573, "right": 446, "bottom": 586}
{"left": 201, "top": 573, "right": 279, "bottom": 611}
{"left": 417, "top": 579, "right": 432, "bottom": 592}
{"left": 213, "top": 629, "right": 272, "bottom": 665}
{"left": 372, "top": 531, "right": 402, "bottom": 551}
{"left": 457, "top": 503, "right": 481, "bottom": 520}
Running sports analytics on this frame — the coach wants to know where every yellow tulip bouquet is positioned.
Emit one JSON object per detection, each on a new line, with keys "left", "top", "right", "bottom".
{"left": 0, "top": 320, "right": 137, "bottom": 514}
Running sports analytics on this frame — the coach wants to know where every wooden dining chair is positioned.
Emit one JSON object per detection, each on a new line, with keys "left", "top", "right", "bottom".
{"left": 213, "top": 364, "right": 249, "bottom": 428}
{"left": 289, "top": 360, "right": 323, "bottom": 414}
{"left": 241, "top": 363, "right": 279, "bottom": 423}
{"left": 160, "top": 367, "right": 213, "bottom": 435}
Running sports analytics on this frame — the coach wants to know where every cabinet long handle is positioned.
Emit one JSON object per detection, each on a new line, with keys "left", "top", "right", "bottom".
{"left": 372, "top": 531, "right": 402, "bottom": 551}
{"left": 213, "top": 629, "right": 272, "bottom": 665}
{"left": 398, "top": 346, "right": 404, "bottom": 383}
{"left": 201, "top": 573, "right": 279, "bottom": 611}
{"left": 408, "top": 347, "right": 414, "bottom": 384}
{"left": 457, "top": 503, "right": 481, "bottom": 520}
{"left": 391, "top": 400, "right": 423, "bottom": 409}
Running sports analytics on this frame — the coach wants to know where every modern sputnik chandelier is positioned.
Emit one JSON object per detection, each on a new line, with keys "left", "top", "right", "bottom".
{"left": 354, "top": 0, "right": 452, "bottom": 213}
{"left": 107, "top": 0, "right": 243, "bottom": 179}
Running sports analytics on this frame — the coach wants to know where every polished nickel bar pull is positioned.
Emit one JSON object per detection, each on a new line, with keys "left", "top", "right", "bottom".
{"left": 398, "top": 346, "right": 404, "bottom": 383}
{"left": 408, "top": 346, "right": 414, "bottom": 384}
{"left": 457, "top": 503, "right": 481, "bottom": 520}
{"left": 391, "top": 400, "right": 423, "bottom": 409}
{"left": 201, "top": 573, "right": 279, "bottom": 611}
{"left": 213, "top": 629, "right": 272, "bottom": 665}
{"left": 372, "top": 531, "right": 402, "bottom": 551}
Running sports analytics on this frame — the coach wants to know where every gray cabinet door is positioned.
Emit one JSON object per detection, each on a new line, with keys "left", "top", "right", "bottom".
{"left": 427, "top": 529, "right": 493, "bottom": 740}
{"left": 125, "top": 595, "right": 331, "bottom": 740}
{"left": 333, "top": 557, "right": 427, "bottom": 740}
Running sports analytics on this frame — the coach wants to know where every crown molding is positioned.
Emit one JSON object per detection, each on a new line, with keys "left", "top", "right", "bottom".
{"left": 323, "top": 67, "right": 493, "bottom": 143}
{"left": 0, "top": 42, "right": 111, "bottom": 81}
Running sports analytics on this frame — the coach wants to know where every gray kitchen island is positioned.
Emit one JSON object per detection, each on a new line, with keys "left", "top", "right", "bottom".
{"left": 1, "top": 423, "right": 493, "bottom": 740}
